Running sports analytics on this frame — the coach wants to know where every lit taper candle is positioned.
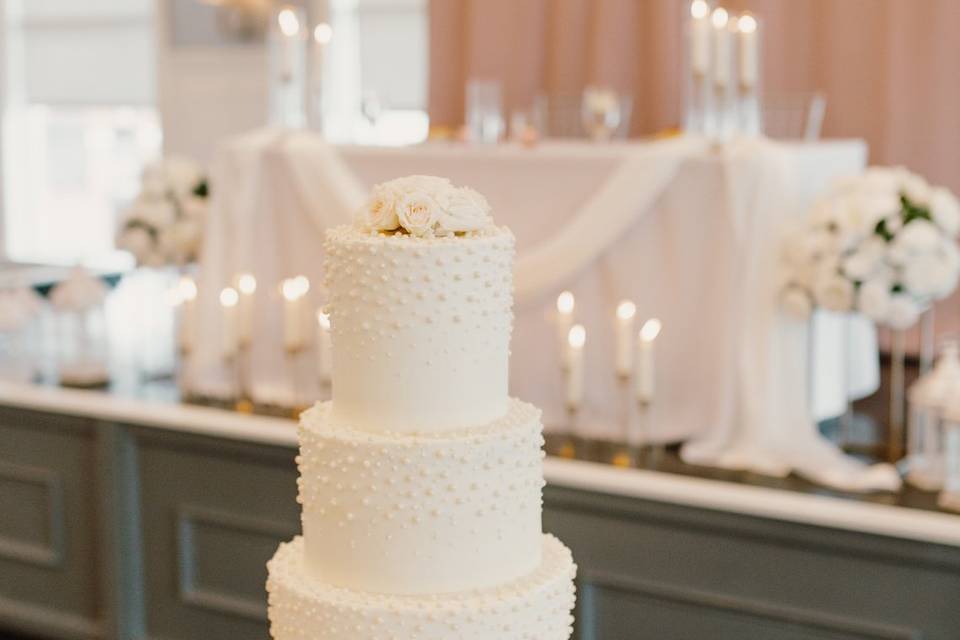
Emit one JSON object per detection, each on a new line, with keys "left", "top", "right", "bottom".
{"left": 566, "top": 324, "right": 586, "bottom": 411}
{"left": 635, "top": 318, "right": 662, "bottom": 405}
{"left": 615, "top": 300, "right": 637, "bottom": 379}
{"left": 220, "top": 287, "right": 240, "bottom": 359}
{"left": 556, "top": 291, "right": 575, "bottom": 368}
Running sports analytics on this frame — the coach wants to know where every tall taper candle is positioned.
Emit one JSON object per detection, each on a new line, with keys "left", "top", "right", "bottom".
{"left": 566, "top": 324, "right": 586, "bottom": 410}
{"left": 316, "top": 309, "right": 332, "bottom": 384}
{"left": 177, "top": 276, "right": 198, "bottom": 353}
{"left": 615, "top": 300, "right": 637, "bottom": 379}
{"left": 237, "top": 273, "right": 256, "bottom": 348}
{"left": 220, "top": 287, "right": 239, "bottom": 359}
{"left": 635, "top": 318, "right": 661, "bottom": 405}
{"left": 711, "top": 7, "right": 731, "bottom": 88}
{"left": 689, "top": 0, "right": 711, "bottom": 76}
{"left": 277, "top": 6, "right": 300, "bottom": 83}
{"left": 556, "top": 291, "right": 575, "bottom": 368}
{"left": 737, "top": 13, "right": 759, "bottom": 88}
{"left": 282, "top": 276, "right": 310, "bottom": 353}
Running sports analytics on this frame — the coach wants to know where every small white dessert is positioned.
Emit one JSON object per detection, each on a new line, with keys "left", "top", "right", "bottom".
{"left": 267, "top": 176, "right": 576, "bottom": 639}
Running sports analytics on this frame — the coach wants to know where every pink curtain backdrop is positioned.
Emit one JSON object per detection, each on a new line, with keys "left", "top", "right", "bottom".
{"left": 429, "top": 0, "right": 960, "bottom": 351}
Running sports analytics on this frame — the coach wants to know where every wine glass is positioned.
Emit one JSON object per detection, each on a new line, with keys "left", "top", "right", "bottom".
{"left": 581, "top": 87, "right": 622, "bottom": 142}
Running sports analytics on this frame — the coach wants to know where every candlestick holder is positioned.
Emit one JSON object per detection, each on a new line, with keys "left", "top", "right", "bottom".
{"left": 889, "top": 328, "right": 908, "bottom": 461}
{"left": 235, "top": 343, "right": 255, "bottom": 413}
{"left": 736, "top": 85, "right": 763, "bottom": 137}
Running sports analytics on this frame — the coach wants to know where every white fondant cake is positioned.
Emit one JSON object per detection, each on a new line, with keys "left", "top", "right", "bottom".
{"left": 267, "top": 175, "right": 576, "bottom": 639}
{"left": 323, "top": 225, "right": 514, "bottom": 433}
{"left": 299, "top": 399, "right": 544, "bottom": 594}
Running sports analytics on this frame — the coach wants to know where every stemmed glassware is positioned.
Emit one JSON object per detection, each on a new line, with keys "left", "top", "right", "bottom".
{"left": 581, "top": 87, "right": 622, "bottom": 142}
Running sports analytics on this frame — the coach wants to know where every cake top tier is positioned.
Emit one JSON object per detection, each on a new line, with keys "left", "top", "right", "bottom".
{"left": 325, "top": 176, "right": 514, "bottom": 434}
{"left": 355, "top": 175, "right": 495, "bottom": 237}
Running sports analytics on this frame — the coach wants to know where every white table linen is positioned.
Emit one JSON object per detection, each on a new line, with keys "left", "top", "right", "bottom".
{"left": 190, "top": 130, "right": 897, "bottom": 491}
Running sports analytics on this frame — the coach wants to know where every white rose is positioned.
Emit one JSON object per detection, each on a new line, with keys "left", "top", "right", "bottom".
{"left": 397, "top": 191, "right": 440, "bottom": 236}
{"left": 160, "top": 218, "right": 203, "bottom": 265}
{"left": 181, "top": 195, "right": 208, "bottom": 220}
{"left": 841, "top": 236, "right": 886, "bottom": 281}
{"left": 437, "top": 186, "right": 493, "bottom": 233}
{"left": 131, "top": 198, "right": 177, "bottom": 229}
{"left": 116, "top": 226, "right": 154, "bottom": 264}
{"left": 813, "top": 273, "right": 855, "bottom": 312}
{"left": 359, "top": 187, "right": 400, "bottom": 232}
{"left": 900, "top": 172, "right": 931, "bottom": 206}
{"left": 854, "top": 191, "right": 900, "bottom": 229}
{"left": 929, "top": 187, "right": 960, "bottom": 237}
{"left": 780, "top": 285, "right": 812, "bottom": 320}
{"left": 894, "top": 219, "right": 942, "bottom": 254}
{"left": 162, "top": 156, "right": 204, "bottom": 200}
{"left": 856, "top": 278, "right": 893, "bottom": 322}
{"left": 903, "top": 251, "right": 960, "bottom": 300}
{"left": 886, "top": 293, "right": 923, "bottom": 330}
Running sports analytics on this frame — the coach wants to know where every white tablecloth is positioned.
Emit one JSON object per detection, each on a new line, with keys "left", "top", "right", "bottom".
{"left": 190, "top": 130, "right": 898, "bottom": 491}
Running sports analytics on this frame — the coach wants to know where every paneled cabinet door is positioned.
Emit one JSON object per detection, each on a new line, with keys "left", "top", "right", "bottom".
{"left": 132, "top": 427, "right": 299, "bottom": 640}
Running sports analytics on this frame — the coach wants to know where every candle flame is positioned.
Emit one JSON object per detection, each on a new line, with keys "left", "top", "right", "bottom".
{"left": 737, "top": 13, "right": 758, "bottom": 34}
{"left": 237, "top": 273, "right": 257, "bottom": 295}
{"left": 640, "top": 318, "right": 662, "bottom": 343}
{"left": 557, "top": 291, "right": 575, "bottom": 315}
{"left": 294, "top": 275, "right": 310, "bottom": 295}
{"left": 690, "top": 0, "right": 709, "bottom": 19}
{"left": 568, "top": 324, "right": 586, "bottom": 349}
{"left": 711, "top": 6, "right": 728, "bottom": 29}
{"left": 317, "top": 310, "right": 331, "bottom": 330}
{"left": 314, "top": 22, "right": 333, "bottom": 44}
{"left": 616, "top": 300, "right": 637, "bottom": 321}
{"left": 220, "top": 287, "right": 239, "bottom": 308}
{"left": 278, "top": 7, "right": 300, "bottom": 37}
{"left": 282, "top": 275, "right": 310, "bottom": 300}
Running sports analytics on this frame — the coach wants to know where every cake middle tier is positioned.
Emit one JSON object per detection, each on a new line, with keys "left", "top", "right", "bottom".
{"left": 323, "top": 225, "right": 515, "bottom": 433}
{"left": 298, "top": 398, "right": 544, "bottom": 595}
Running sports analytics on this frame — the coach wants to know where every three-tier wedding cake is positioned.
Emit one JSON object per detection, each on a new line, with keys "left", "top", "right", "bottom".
{"left": 266, "top": 175, "right": 577, "bottom": 639}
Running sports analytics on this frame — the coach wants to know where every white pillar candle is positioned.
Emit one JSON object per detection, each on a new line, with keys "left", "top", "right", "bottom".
{"left": 177, "top": 276, "right": 198, "bottom": 353}
{"left": 282, "top": 276, "right": 310, "bottom": 352}
{"left": 316, "top": 309, "right": 333, "bottom": 384}
{"left": 711, "top": 7, "right": 732, "bottom": 88}
{"left": 737, "top": 13, "right": 759, "bottom": 89}
{"left": 615, "top": 300, "right": 636, "bottom": 379}
{"left": 220, "top": 287, "right": 240, "bottom": 359}
{"left": 635, "top": 318, "right": 662, "bottom": 404}
{"left": 689, "top": 0, "right": 711, "bottom": 76}
{"left": 556, "top": 291, "right": 575, "bottom": 368}
{"left": 566, "top": 324, "right": 586, "bottom": 410}
{"left": 237, "top": 273, "right": 257, "bottom": 348}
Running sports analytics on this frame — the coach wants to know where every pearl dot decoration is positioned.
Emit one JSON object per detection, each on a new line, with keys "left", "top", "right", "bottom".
{"left": 300, "top": 399, "right": 545, "bottom": 595}
{"left": 267, "top": 535, "right": 576, "bottom": 640}
{"left": 267, "top": 180, "right": 576, "bottom": 640}
{"left": 323, "top": 224, "right": 515, "bottom": 434}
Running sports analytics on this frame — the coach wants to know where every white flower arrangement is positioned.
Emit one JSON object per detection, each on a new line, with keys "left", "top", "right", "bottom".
{"left": 781, "top": 166, "right": 960, "bottom": 330}
{"left": 357, "top": 175, "right": 494, "bottom": 237}
{"left": 116, "top": 156, "right": 209, "bottom": 267}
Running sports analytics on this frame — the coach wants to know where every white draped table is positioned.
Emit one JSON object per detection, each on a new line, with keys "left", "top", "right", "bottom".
{"left": 190, "top": 130, "right": 898, "bottom": 491}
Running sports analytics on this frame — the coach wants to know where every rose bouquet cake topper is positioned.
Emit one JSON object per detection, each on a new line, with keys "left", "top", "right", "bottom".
{"left": 357, "top": 175, "right": 495, "bottom": 237}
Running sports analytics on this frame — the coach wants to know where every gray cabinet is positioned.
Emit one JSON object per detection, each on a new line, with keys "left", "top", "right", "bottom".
{"left": 0, "top": 408, "right": 103, "bottom": 640}
{"left": 2, "top": 406, "right": 960, "bottom": 640}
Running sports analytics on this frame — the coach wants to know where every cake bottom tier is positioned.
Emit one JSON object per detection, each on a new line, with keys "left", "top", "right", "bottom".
{"left": 267, "top": 534, "right": 577, "bottom": 640}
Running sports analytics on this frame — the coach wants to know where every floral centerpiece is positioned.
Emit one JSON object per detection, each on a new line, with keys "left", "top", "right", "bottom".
{"left": 781, "top": 167, "right": 960, "bottom": 329}
{"left": 357, "top": 175, "right": 494, "bottom": 237}
{"left": 116, "top": 156, "right": 209, "bottom": 267}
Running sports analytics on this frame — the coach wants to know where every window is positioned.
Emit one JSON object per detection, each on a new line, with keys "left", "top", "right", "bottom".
{"left": 324, "top": 0, "right": 429, "bottom": 145}
{"left": 1, "top": 0, "right": 159, "bottom": 267}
